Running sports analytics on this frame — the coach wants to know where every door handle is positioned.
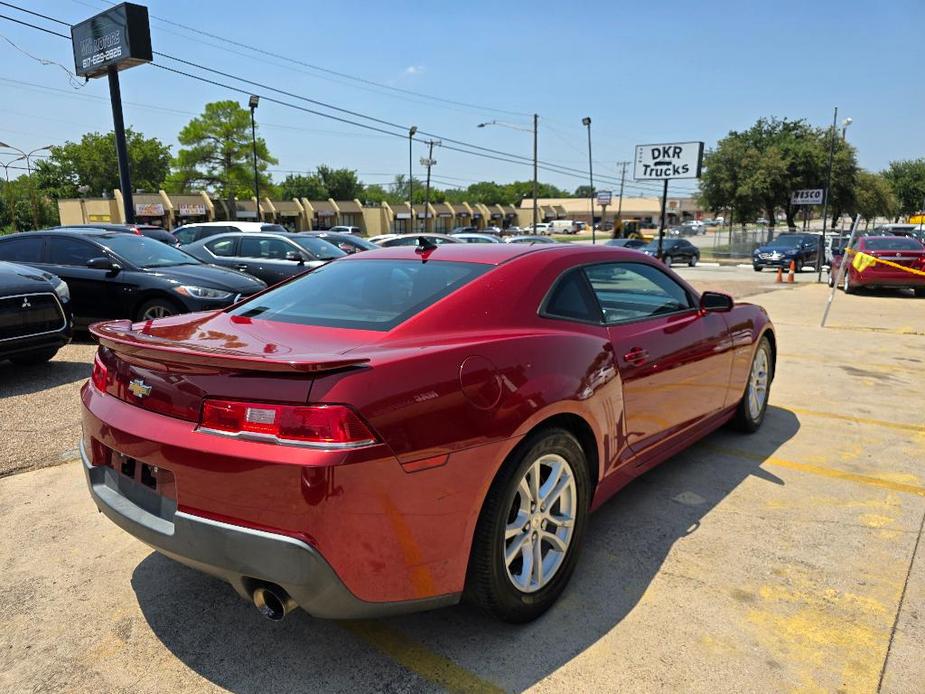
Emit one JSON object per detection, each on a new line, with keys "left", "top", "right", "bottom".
{"left": 235, "top": 264, "right": 249, "bottom": 271}
{"left": 623, "top": 347, "right": 649, "bottom": 366}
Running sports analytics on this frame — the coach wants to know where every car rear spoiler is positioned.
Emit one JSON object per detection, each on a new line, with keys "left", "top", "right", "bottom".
{"left": 89, "top": 319, "right": 370, "bottom": 373}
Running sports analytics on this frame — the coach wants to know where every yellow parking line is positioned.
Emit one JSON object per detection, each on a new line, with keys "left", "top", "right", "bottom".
{"left": 787, "top": 406, "right": 925, "bottom": 434}
{"left": 341, "top": 620, "right": 504, "bottom": 694}
{"left": 702, "top": 445, "right": 925, "bottom": 497}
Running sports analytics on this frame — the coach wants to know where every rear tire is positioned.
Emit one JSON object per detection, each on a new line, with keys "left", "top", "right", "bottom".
{"left": 136, "top": 297, "right": 183, "bottom": 321}
{"left": 9, "top": 348, "right": 58, "bottom": 366}
{"left": 843, "top": 272, "right": 855, "bottom": 295}
{"left": 466, "top": 428, "right": 590, "bottom": 623}
{"left": 731, "top": 336, "right": 773, "bottom": 433}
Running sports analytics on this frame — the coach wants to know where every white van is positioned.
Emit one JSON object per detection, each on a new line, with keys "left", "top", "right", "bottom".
{"left": 547, "top": 219, "right": 578, "bottom": 234}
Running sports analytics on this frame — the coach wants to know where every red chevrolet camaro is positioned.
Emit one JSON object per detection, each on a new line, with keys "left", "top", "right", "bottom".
{"left": 81, "top": 241, "right": 775, "bottom": 623}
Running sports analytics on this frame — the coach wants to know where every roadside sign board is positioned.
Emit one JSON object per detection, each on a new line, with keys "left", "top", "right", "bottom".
{"left": 634, "top": 142, "right": 704, "bottom": 180}
{"left": 134, "top": 202, "right": 164, "bottom": 216}
{"left": 71, "top": 3, "right": 152, "bottom": 79}
{"left": 596, "top": 191, "right": 613, "bottom": 206}
{"left": 791, "top": 189, "right": 824, "bottom": 205}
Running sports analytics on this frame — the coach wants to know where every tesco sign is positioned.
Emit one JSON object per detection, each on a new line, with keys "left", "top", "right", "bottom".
{"left": 634, "top": 142, "right": 704, "bottom": 180}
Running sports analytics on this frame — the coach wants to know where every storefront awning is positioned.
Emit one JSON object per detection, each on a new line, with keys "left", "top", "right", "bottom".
{"left": 335, "top": 200, "right": 362, "bottom": 214}
{"left": 170, "top": 194, "right": 208, "bottom": 217}
{"left": 273, "top": 200, "right": 303, "bottom": 217}
{"left": 308, "top": 200, "right": 337, "bottom": 217}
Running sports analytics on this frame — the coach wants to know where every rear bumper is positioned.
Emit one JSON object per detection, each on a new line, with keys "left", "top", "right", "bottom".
{"left": 81, "top": 439, "right": 459, "bottom": 619}
{"left": 852, "top": 271, "right": 925, "bottom": 288}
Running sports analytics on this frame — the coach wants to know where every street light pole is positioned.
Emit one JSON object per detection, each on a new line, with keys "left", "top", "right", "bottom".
{"left": 841, "top": 117, "right": 853, "bottom": 140}
{"left": 248, "top": 95, "right": 260, "bottom": 218}
{"left": 533, "top": 113, "right": 538, "bottom": 234}
{"left": 0, "top": 142, "right": 51, "bottom": 230}
{"left": 408, "top": 126, "right": 417, "bottom": 231}
{"left": 477, "top": 117, "right": 539, "bottom": 233}
{"left": 818, "top": 106, "right": 838, "bottom": 283}
{"left": 582, "top": 117, "right": 594, "bottom": 244}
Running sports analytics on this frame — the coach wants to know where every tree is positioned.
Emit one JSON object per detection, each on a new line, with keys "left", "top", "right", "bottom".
{"left": 853, "top": 171, "right": 898, "bottom": 227}
{"left": 172, "top": 100, "right": 277, "bottom": 199}
{"left": 316, "top": 165, "right": 364, "bottom": 200}
{"left": 574, "top": 185, "right": 596, "bottom": 197}
{"left": 699, "top": 117, "right": 858, "bottom": 234}
{"left": 34, "top": 129, "right": 171, "bottom": 199}
{"left": 278, "top": 173, "right": 327, "bottom": 200}
{"left": 0, "top": 176, "right": 59, "bottom": 232}
{"left": 883, "top": 158, "right": 925, "bottom": 218}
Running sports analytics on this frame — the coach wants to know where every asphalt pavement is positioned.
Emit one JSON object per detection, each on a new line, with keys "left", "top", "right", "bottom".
{"left": 1, "top": 268, "right": 923, "bottom": 692}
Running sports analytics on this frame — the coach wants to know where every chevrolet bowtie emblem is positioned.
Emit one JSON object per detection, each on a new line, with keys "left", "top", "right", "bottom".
{"left": 128, "top": 379, "right": 152, "bottom": 398}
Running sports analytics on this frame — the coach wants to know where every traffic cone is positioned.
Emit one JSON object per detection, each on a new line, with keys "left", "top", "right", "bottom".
{"left": 787, "top": 260, "right": 795, "bottom": 283}
{"left": 775, "top": 267, "right": 783, "bottom": 283}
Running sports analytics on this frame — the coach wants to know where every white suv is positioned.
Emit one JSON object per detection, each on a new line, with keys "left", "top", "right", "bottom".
{"left": 172, "top": 221, "right": 290, "bottom": 245}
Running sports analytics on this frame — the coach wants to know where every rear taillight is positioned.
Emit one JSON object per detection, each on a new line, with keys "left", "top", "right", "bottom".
{"left": 199, "top": 400, "right": 377, "bottom": 448}
{"left": 91, "top": 355, "right": 109, "bottom": 392}
{"left": 129, "top": 226, "right": 142, "bottom": 235}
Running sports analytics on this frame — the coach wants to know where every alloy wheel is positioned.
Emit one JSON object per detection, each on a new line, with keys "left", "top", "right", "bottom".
{"left": 141, "top": 305, "right": 175, "bottom": 320}
{"left": 747, "top": 347, "right": 769, "bottom": 420}
{"left": 502, "top": 453, "right": 577, "bottom": 593}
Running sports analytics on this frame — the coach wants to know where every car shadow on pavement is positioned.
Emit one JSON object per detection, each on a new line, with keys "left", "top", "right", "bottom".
{"left": 131, "top": 406, "right": 799, "bottom": 693}
{"left": 0, "top": 359, "right": 91, "bottom": 398}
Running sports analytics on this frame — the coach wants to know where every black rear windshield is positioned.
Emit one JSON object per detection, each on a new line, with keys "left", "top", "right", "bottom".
{"left": 863, "top": 238, "right": 924, "bottom": 251}
{"left": 230, "top": 259, "right": 489, "bottom": 331}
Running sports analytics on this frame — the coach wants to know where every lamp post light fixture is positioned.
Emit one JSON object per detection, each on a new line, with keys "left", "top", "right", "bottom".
{"left": 841, "top": 117, "right": 853, "bottom": 140}
{"left": 478, "top": 116, "right": 539, "bottom": 233}
{"left": 581, "top": 117, "right": 595, "bottom": 244}
{"left": 247, "top": 95, "right": 260, "bottom": 216}
{"left": 408, "top": 126, "right": 417, "bottom": 230}
{"left": 0, "top": 142, "right": 51, "bottom": 229}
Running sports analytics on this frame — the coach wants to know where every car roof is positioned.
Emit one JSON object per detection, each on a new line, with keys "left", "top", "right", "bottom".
{"left": 347, "top": 241, "right": 580, "bottom": 265}
{"left": 25, "top": 228, "right": 117, "bottom": 239}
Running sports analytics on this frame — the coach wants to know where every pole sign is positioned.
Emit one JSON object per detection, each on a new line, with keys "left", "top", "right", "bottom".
{"left": 791, "top": 188, "right": 824, "bottom": 205}
{"left": 71, "top": 3, "right": 152, "bottom": 79}
{"left": 634, "top": 142, "right": 704, "bottom": 180}
{"left": 596, "top": 190, "right": 613, "bottom": 206}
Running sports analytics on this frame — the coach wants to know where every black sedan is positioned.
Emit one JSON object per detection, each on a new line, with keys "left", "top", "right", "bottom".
{"left": 179, "top": 232, "right": 345, "bottom": 285}
{"left": 638, "top": 238, "right": 701, "bottom": 266}
{"left": 605, "top": 238, "right": 647, "bottom": 249}
{"left": 0, "top": 260, "right": 73, "bottom": 364}
{"left": 0, "top": 230, "right": 266, "bottom": 325}
{"left": 54, "top": 223, "right": 180, "bottom": 246}
{"left": 304, "top": 231, "right": 378, "bottom": 254}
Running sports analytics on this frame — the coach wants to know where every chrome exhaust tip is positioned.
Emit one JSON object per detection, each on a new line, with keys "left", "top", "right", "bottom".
{"left": 253, "top": 584, "right": 297, "bottom": 621}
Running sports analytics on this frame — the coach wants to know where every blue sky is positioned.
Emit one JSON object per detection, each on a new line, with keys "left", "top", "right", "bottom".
{"left": 1, "top": 0, "right": 922, "bottom": 198}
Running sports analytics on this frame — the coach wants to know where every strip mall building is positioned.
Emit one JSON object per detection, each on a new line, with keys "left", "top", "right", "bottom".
{"left": 57, "top": 190, "right": 703, "bottom": 235}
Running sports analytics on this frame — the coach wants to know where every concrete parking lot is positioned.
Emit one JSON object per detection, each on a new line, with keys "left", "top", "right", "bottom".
{"left": 1, "top": 268, "right": 923, "bottom": 693}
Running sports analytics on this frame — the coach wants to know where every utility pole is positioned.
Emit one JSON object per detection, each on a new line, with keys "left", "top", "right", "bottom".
{"left": 420, "top": 140, "right": 439, "bottom": 233}
{"left": 818, "top": 106, "right": 838, "bottom": 283}
{"left": 658, "top": 179, "right": 669, "bottom": 261}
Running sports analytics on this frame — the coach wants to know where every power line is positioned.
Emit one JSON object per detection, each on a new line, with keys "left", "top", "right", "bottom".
{"left": 0, "top": 6, "right": 703, "bottom": 195}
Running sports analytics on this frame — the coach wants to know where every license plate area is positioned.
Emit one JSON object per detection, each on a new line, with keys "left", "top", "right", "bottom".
{"left": 111, "top": 450, "right": 177, "bottom": 503}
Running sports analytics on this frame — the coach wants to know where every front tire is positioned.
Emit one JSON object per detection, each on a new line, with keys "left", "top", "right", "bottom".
{"left": 136, "top": 297, "right": 182, "bottom": 322}
{"left": 731, "top": 336, "right": 773, "bottom": 433}
{"left": 753, "top": 265, "right": 762, "bottom": 272}
{"left": 843, "top": 271, "right": 855, "bottom": 294}
{"left": 466, "top": 429, "right": 591, "bottom": 623}
{"left": 688, "top": 255, "right": 698, "bottom": 267}
{"left": 915, "top": 287, "right": 925, "bottom": 298}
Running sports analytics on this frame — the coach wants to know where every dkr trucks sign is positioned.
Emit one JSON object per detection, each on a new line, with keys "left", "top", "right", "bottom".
{"left": 71, "top": 3, "right": 152, "bottom": 79}
{"left": 634, "top": 142, "right": 704, "bottom": 180}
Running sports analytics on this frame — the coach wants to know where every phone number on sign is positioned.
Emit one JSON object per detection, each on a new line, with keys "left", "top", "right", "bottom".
{"left": 82, "top": 46, "right": 123, "bottom": 69}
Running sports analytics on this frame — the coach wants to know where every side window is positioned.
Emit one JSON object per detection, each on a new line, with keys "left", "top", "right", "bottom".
{"left": 0, "top": 236, "right": 44, "bottom": 262}
{"left": 543, "top": 268, "right": 602, "bottom": 323}
{"left": 173, "top": 228, "right": 196, "bottom": 244}
{"left": 205, "top": 238, "right": 237, "bottom": 257}
{"left": 239, "top": 237, "right": 292, "bottom": 259}
{"left": 47, "top": 237, "right": 101, "bottom": 266}
{"left": 584, "top": 262, "right": 692, "bottom": 324}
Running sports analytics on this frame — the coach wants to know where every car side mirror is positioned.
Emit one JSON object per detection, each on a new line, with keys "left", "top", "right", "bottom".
{"left": 86, "top": 257, "right": 121, "bottom": 273}
{"left": 700, "top": 291, "right": 733, "bottom": 313}
{"left": 284, "top": 250, "right": 305, "bottom": 264}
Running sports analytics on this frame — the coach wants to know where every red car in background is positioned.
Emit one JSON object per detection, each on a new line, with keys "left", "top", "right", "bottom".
{"left": 829, "top": 235, "right": 925, "bottom": 296}
{"left": 81, "top": 242, "right": 775, "bottom": 623}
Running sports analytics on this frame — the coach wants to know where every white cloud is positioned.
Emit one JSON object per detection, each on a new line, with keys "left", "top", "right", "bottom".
{"left": 404, "top": 65, "right": 424, "bottom": 76}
